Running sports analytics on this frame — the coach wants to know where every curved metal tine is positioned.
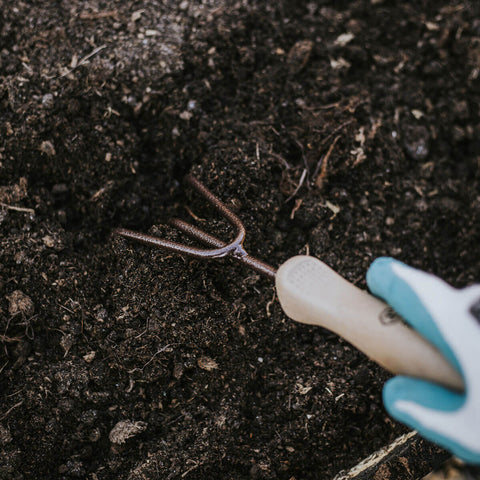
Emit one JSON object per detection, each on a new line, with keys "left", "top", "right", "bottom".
{"left": 169, "top": 219, "right": 277, "bottom": 279}
{"left": 185, "top": 175, "right": 246, "bottom": 255}
{"left": 115, "top": 176, "right": 245, "bottom": 259}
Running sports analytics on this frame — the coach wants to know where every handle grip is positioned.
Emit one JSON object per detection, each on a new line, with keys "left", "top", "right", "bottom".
{"left": 275, "top": 256, "right": 464, "bottom": 391}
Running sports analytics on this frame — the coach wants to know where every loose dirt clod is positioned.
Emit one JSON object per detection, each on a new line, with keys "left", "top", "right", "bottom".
{"left": 0, "top": 424, "right": 12, "bottom": 445}
{"left": 0, "top": 178, "right": 28, "bottom": 204}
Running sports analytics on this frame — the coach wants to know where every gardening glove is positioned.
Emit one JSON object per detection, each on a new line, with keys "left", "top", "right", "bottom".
{"left": 366, "top": 257, "right": 480, "bottom": 465}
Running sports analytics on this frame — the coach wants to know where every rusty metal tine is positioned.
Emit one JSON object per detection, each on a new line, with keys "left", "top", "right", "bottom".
{"left": 168, "top": 219, "right": 225, "bottom": 249}
{"left": 116, "top": 176, "right": 246, "bottom": 259}
{"left": 185, "top": 175, "right": 246, "bottom": 249}
{"left": 169, "top": 218, "right": 277, "bottom": 278}
{"left": 114, "top": 227, "right": 227, "bottom": 259}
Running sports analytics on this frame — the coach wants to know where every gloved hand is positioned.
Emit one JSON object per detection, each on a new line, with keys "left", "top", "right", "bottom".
{"left": 366, "top": 257, "right": 480, "bottom": 464}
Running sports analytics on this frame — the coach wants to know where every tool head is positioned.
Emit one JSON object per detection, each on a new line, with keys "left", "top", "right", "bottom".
{"left": 115, "top": 175, "right": 276, "bottom": 278}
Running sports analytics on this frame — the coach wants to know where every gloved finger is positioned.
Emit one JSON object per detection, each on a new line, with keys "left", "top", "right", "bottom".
{"left": 383, "top": 376, "right": 480, "bottom": 464}
{"left": 366, "top": 257, "right": 460, "bottom": 372}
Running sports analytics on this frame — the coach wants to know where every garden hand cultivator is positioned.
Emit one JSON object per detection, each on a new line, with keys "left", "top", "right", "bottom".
{"left": 115, "top": 175, "right": 464, "bottom": 392}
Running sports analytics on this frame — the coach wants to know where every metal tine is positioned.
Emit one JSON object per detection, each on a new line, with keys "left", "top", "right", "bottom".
{"left": 169, "top": 218, "right": 225, "bottom": 249}
{"left": 114, "top": 175, "right": 277, "bottom": 278}
{"left": 114, "top": 227, "right": 217, "bottom": 259}
{"left": 169, "top": 218, "right": 277, "bottom": 278}
{"left": 183, "top": 174, "right": 246, "bottom": 258}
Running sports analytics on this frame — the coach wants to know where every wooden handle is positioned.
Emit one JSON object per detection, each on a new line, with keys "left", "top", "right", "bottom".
{"left": 275, "top": 256, "right": 464, "bottom": 391}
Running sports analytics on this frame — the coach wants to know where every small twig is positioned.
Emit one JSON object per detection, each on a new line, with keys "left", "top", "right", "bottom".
{"left": 0, "top": 202, "right": 35, "bottom": 215}
{"left": 292, "top": 137, "right": 310, "bottom": 182}
{"left": 316, "top": 101, "right": 341, "bottom": 110}
{"left": 318, "top": 119, "right": 354, "bottom": 149}
{"left": 60, "top": 44, "right": 107, "bottom": 78}
{"left": 0, "top": 334, "right": 23, "bottom": 343}
{"left": 315, "top": 136, "right": 340, "bottom": 188}
{"left": 290, "top": 198, "right": 303, "bottom": 220}
{"left": 182, "top": 462, "right": 200, "bottom": 478}
{"left": 266, "top": 289, "right": 276, "bottom": 317}
{"left": 128, "top": 344, "right": 177, "bottom": 374}
{"left": 269, "top": 151, "right": 291, "bottom": 170}
{"left": 57, "top": 302, "right": 75, "bottom": 314}
{"left": 0, "top": 400, "right": 24, "bottom": 421}
{"left": 285, "top": 168, "right": 307, "bottom": 202}
{"left": 142, "top": 344, "right": 175, "bottom": 369}
{"left": 162, "top": 414, "right": 185, "bottom": 428}
{"left": 0, "top": 361, "right": 8, "bottom": 375}
{"left": 90, "top": 180, "right": 114, "bottom": 201}
{"left": 185, "top": 206, "right": 205, "bottom": 222}
{"left": 79, "top": 10, "right": 118, "bottom": 20}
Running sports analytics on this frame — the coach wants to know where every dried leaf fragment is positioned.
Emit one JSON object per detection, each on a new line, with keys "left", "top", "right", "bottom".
{"left": 39, "top": 140, "right": 56, "bottom": 157}
{"left": 109, "top": 420, "right": 147, "bottom": 444}
{"left": 197, "top": 356, "right": 218, "bottom": 371}
{"left": 296, "top": 383, "right": 313, "bottom": 395}
{"left": 83, "top": 351, "right": 96, "bottom": 363}
{"left": 6, "top": 290, "right": 35, "bottom": 317}
{"left": 42, "top": 235, "right": 55, "bottom": 248}
{"left": 60, "top": 333, "right": 75, "bottom": 357}
{"left": 0, "top": 177, "right": 28, "bottom": 203}
{"left": 287, "top": 40, "right": 314, "bottom": 74}
{"left": 330, "top": 57, "right": 351, "bottom": 70}
{"left": 334, "top": 32, "right": 354, "bottom": 47}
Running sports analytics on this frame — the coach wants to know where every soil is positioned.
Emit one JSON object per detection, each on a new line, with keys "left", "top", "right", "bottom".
{"left": 1, "top": 1, "right": 479, "bottom": 479}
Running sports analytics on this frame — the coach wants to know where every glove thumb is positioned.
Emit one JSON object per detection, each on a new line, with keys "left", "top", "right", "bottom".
{"left": 383, "top": 377, "right": 480, "bottom": 464}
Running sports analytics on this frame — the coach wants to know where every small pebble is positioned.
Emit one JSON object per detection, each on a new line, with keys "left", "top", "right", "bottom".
{"left": 41, "top": 93, "right": 54, "bottom": 109}
{"left": 89, "top": 427, "right": 101, "bottom": 442}
{"left": 403, "top": 125, "right": 430, "bottom": 161}
{"left": 334, "top": 32, "right": 354, "bottom": 47}
{"left": 179, "top": 111, "right": 193, "bottom": 121}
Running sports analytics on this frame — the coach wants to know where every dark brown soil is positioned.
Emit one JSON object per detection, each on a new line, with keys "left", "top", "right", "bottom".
{"left": 1, "top": 1, "right": 479, "bottom": 479}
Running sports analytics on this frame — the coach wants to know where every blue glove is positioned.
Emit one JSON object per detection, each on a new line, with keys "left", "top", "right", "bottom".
{"left": 366, "top": 257, "right": 480, "bottom": 465}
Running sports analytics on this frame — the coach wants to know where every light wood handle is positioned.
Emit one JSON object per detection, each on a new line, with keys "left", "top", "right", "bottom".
{"left": 276, "top": 256, "right": 464, "bottom": 391}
